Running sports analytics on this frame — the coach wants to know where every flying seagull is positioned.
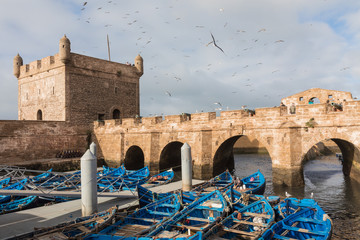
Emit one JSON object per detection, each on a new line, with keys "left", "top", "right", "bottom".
{"left": 210, "top": 33, "right": 225, "bottom": 54}
{"left": 214, "top": 102, "right": 222, "bottom": 107}
{"left": 165, "top": 91, "right": 172, "bottom": 97}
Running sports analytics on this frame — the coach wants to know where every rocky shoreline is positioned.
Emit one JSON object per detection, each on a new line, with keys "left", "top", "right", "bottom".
{"left": 331, "top": 212, "right": 360, "bottom": 239}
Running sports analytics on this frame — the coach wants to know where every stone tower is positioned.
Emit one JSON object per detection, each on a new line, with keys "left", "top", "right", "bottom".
{"left": 134, "top": 54, "right": 144, "bottom": 76}
{"left": 13, "top": 53, "right": 23, "bottom": 78}
{"left": 59, "top": 35, "right": 71, "bottom": 64}
{"left": 15, "top": 35, "right": 143, "bottom": 125}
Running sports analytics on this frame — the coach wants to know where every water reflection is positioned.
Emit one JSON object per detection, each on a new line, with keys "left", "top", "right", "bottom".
{"left": 233, "top": 153, "right": 360, "bottom": 218}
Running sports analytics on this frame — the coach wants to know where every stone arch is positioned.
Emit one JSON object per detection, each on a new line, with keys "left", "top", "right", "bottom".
{"left": 124, "top": 145, "right": 144, "bottom": 170}
{"left": 159, "top": 141, "right": 183, "bottom": 172}
{"left": 37, "top": 109, "right": 42, "bottom": 120}
{"left": 112, "top": 109, "right": 121, "bottom": 119}
{"left": 301, "top": 136, "right": 360, "bottom": 181}
{"left": 213, "top": 135, "right": 241, "bottom": 176}
{"left": 213, "top": 134, "right": 271, "bottom": 176}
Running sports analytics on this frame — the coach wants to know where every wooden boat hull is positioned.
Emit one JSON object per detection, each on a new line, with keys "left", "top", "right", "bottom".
{"left": 146, "top": 190, "right": 228, "bottom": 239}
{"left": 15, "top": 206, "right": 118, "bottom": 239}
{"left": 96, "top": 194, "right": 181, "bottom": 238}
{"left": 204, "top": 199, "right": 275, "bottom": 239}
{"left": 260, "top": 204, "right": 332, "bottom": 240}
{"left": 0, "top": 195, "right": 38, "bottom": 214}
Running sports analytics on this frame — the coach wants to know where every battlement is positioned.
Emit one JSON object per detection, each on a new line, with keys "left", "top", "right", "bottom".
{"left": 18, "top": 54, "right": 61, "bottom": 78}
{"left": 95, "top": 100, "right": 360, "bottom": 130}
{"left": 69, "top": 53, "right": 141, "bottom": 79}
{"left": 17, "top": 52, "right": 141, "bottom": 80}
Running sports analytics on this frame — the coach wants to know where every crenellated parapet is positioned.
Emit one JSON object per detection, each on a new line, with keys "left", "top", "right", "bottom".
{"left": 94, "top": 99, "right": 360, "bottom": 131}
{"left": 16, "top": 54, "right": 59, "bottom": 79}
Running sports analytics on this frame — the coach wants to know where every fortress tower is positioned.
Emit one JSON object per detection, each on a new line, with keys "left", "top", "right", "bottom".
{"left": 14, "top": 35, "right": 143, "bottom": 125}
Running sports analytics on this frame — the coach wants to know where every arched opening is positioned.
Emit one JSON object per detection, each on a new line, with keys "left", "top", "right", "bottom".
{"left": 113, "top": 109, "right": 120, "bottom": 119}
{"left": 213, "top": 135, "right": 272, "bottom": 191}
{"left": 308, "top": 97, "right": 320, "bottom": 104}
{"left": 159, "top": 141, "right": 183, "bottom": 176}
{"left": 295, "top": 138, "right": 360, "bottom": 219}
{"left": 213, "top": 136, "right": 241, "bottom": 176}
{"left": 37, "top": 110, "right": 42, "bottom": 120}
{"left": 124, "top": 145, "right": 144, "bottom": 170}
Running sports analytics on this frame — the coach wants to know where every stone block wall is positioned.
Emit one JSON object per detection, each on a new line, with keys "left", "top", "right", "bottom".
{"left": 0, "top": 120, "right": 88, "bottom": 165}
{"left": 67, "top": 53, "right": 140, "bottom": 125}
{"left": 18, "top": 54, "right": 66, "bottom": 121}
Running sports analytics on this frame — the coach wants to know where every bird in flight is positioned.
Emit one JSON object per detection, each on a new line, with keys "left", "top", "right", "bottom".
{"left": 165, "top": 91, "right": 172, "bottom": 97}
{"left": 214, "top": 102, "right": 222, "bottom": 107}
{"left": 209, "top": 33, "right": 225, "bottom": 54}
{"left": 83, "top": 2, "right": 87, "bottom": 6}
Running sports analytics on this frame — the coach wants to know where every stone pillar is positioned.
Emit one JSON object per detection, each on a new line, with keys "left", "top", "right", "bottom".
{"left": 181, "top": 143, "right": 192, "bottom": 191}
{"left": 81, "top": 149, "right": 98, "bottom": 216}
{"left": 272, "top": 166, "right": 304, "bottom": 187}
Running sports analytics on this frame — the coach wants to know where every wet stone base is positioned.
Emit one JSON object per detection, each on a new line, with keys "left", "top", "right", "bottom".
{"left": 331, "top": 212, "right": 360, "bottom": 239}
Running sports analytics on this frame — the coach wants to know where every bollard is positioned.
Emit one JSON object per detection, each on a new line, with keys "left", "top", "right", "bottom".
{"left": 90, "top": 142, "right": 97, "bottom": 158}
{"left": 81, "top": 149, "right": 98, "bottom": 216}
{"left": 181, "top": 143, "right": 192, "bottom": 191}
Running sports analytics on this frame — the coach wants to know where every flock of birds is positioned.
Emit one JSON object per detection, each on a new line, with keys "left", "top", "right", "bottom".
{"left": 77, "top": 1, "right": 352, "bottom": 117}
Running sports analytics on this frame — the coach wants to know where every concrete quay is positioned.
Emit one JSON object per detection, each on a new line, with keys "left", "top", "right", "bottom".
{"left": 1, "top": 179, "right": 203, "bottom": 239}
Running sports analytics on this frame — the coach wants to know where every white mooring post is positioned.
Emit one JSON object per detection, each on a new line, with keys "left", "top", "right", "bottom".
{"left": 181, "top": 142, "right": 192, "bottom": 191}
{"left": 89, "top": 142, "right": 97, "bottom": 157}
{"left": 81, "top": 149, "right": 98, "bottom": 216}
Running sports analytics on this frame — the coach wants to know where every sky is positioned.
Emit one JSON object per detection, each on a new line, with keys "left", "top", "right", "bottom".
{"left": 1, "top": 0, "right": 360, "bottom": 119}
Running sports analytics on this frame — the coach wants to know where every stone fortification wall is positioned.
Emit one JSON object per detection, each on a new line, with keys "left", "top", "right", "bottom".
{"left": 17, "top": 54, "right": 66, "bottom": 121}
{"left": 66, "top": 53, "right": 140, "bottom": 125}
{"left": 94, "top": 100, "right": 360, "bottom": 184}
{"left": 0, "top": 120, "right": 89, "bottom": 165}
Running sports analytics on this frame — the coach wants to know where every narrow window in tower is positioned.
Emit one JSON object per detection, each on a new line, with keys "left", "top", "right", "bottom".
{"left": 38, "top": 89, "right": 40, "bottom": 95}
{"left": 53, "top": 87, "right": 55, "bottom": 95}
{"left": 115, "top": 87, "right": 118, "bottom": 94}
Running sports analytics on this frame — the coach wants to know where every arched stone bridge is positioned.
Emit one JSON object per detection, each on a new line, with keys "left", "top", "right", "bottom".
{"left": 94, "top": 100, "right": 360, "bottom": 187}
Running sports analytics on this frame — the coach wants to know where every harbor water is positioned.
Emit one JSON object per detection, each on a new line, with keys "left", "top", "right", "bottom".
{"left": 234, "top": 153, "right": 360, "bottom": 239}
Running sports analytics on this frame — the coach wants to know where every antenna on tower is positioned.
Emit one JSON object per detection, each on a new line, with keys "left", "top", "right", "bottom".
{"left": 107, "top": 34, "right": 111, "bottom": 61}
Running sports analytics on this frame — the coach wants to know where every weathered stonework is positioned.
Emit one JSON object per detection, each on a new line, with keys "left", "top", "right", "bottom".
{"left": 4, "top": 37, "right": 360, "bottom": 188}
{"left": 0, "top": 120, "right": 88, "bottom": 164}
{"left": 15, "top": 36, "right": 143, "bottom": 125}
{"left": 94, "top": 90, "right": 360, "bottom": 186}
{"left": 281, "top": 88, "right": 352, "bottom": 106}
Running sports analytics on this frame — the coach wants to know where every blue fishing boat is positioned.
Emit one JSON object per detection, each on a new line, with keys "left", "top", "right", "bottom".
{"left": 31, "top": 169, "right": 53, "bottom": 183}
{"left": 100, "top": 165, "right": 126, "bottom": 177}
{"left": 0, "top": 195, "right": 38, "bottom": 214}
{"left": 92, "top": 194, "right": 181, "bottom": 238}
{"left": 83, "top": 232, "right": 202, "bottom": 240}
{"left": 234, "top": 169, "right": 266, "bottom": 195}
{"left": 0, "top": 178, "right": 28, "bottom": 203}
{"left": 17, "top": 206, "right": 117, "bottom": 239}
{"left": 122, "top": 166, "right": 150, "bottom": 180}
{"left": 136, "top": 170, "right": 259, "bottom": 208}
{"left": 260, "top": 204, "right": 332, "bottom": 240}
{"left": 204, "top": 199, "right": 274, "bottom": 239}
{"left": 193, "top": 170, "right": 234, "bottom": 193}
{"left": 136, "top": 184, "right": 172, "bottom": 208}
{"left": 0, "top": 177, "right": 11, "bottom": 188}
{"left": 146, "top": 190, "right": 228, "bottom": 239}
{"left": 144, "top": 168, "right": 174, "bottom": 187}
{"left": 274, "top": 198, "right": 319, "bottom": 221}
